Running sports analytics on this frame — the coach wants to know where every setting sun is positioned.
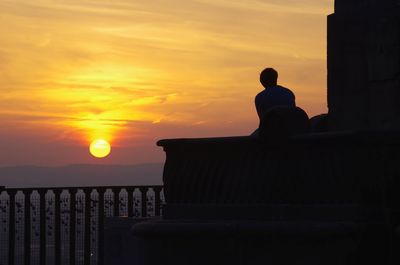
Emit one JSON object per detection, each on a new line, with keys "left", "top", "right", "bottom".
{"left": 89, "top": 139, "right": 111, "bottom": 158}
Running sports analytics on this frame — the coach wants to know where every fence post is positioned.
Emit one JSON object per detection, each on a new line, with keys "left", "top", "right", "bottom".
{"left": 83, "top": 188, "right": 92, "bottom": 265}
{"left": 69, "top": 188, "right": 77, "bottom": 265}
{"left": 139, "top": 187, "right": 148, "bottom": 218}
{"left": 112, "top": 188, "right": 120, "bottom": 217}
{"left": 127, "top": 188, "right": 134, "bottom": 218}
{"left": 38, "top": 189, "right": 47, "bottom": 265}
{"left": 97, "top": 188, "right": 106, "bottom": 265}
{"left": 23, "top": 189, "right": 32, "bottom": 265}
{"left": 154, "top": 186, "right": 163, "bottom": 217}
{"left": 8, "top": 189, "right": 17, "bottom": 265}
{"left": 54, "top": 189, "right": 62, "bottom": 265}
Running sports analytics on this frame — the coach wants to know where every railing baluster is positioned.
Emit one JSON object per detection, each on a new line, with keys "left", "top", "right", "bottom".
{"left": 83, "top": 189, "right": 91, "bottom": 265}
{"left": 69, "top": 189, "right": 77, "bottom": 265}
{"left": 8, "top": 190, "right": 16, "bottom": 265}
{"left": 54, "top": 190, "right": 61, "bottom": 265}
{"left": 112, "top": 188, "right": 119, "bottom": 217}
{"left": 140, "top": 187, "right": 148, "bottom": 218}
{"left": 154, "top": 187, "right": 162, "bottom": 217}
{"left": 127, "top": 188, "right": 133, "bottom": 218}
{"left": 23, "top": 190, "right": 32, "bottom": 265}
{"left": 97, "top": 189, "right": 105, "bottom": 265}
{"left": 39, "top": 190, "right": 47, "bottom": 265}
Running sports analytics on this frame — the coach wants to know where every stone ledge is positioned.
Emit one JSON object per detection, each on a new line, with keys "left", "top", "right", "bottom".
{"left": 131, "top": 220, "right": 360, "bottom": 239}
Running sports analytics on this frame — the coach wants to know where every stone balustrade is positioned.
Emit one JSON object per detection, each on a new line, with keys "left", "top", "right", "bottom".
{"left": 158, "top": 131, "right": 400, "bottom": 218}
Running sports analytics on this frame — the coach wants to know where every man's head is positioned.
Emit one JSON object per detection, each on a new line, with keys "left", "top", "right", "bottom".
{"left": 260, "top": 68, "right": 278, "bottom": 88}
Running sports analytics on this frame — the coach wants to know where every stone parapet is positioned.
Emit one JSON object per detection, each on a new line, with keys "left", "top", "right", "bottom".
{"left": 158, "top": 132, "right": 400, "bottom": 211}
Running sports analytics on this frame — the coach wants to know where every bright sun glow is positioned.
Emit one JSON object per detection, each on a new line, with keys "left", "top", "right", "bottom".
{"left": 89, "top": 139, "right": 111, "bottom": 158}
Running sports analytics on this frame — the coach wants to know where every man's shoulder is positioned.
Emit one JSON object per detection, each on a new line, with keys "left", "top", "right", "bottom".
{"left": 256, "top": 85, "right": 295, "bottom": 97}
{"left": 276, "top": 85, "right": 295, "bottom": 96}
{"left": 256, "top": 89, "right": 266, "bottom": 95}
{"left": 255, "top": 90, "right": 266, "bottom": 100}
{"left": 276, "top": 85, "right": 293, "bottom": 92}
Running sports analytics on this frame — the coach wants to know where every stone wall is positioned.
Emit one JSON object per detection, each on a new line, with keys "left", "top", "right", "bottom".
{"left": 335, "top": 0, "right": 399, "bottom": 13}
{"left": 328, "top": 0, "right": 400, "bottom": 130}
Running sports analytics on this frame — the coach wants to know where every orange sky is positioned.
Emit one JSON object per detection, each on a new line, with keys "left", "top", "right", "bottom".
{"left": 0, "top": 0, "right": 334, "bottom": 166}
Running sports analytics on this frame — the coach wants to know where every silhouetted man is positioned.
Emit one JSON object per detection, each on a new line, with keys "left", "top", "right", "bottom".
{"left": 255, "top": 68, "right": 296, "bottom": 121}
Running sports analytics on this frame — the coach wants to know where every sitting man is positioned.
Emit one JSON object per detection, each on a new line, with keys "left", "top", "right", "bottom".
{"left": 253, "top": 68, "right": 298, "bottom": 137}
{"left": 255, "top": 68, "right": 296, "bottom": 121}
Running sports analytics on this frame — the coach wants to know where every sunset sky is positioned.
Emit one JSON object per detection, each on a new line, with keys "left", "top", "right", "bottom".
{"left": 0, "top": 0, "right": 334, "bottom": 166}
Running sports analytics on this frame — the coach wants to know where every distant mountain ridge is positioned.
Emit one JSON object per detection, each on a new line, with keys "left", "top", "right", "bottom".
{"left": 0, "top": 163, "right": 164, "bottom": 188}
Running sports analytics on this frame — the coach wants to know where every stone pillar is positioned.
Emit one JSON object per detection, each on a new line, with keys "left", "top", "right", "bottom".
{"left": 328, "top": 0, "right": 400, "bottom": 130}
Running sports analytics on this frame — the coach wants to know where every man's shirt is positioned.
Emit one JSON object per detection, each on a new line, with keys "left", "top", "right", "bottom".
{"left": 255, "top": 85, "right": 296, "bottom": 119}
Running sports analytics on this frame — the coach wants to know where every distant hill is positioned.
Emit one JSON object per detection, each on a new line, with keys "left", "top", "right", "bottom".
{"left": 0, "top": 163, "right": 163, "bottom": 188}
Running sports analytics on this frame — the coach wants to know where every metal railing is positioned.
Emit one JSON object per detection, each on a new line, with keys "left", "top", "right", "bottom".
{"left": 0, "top": 185, "right": 164, "bottom": 265}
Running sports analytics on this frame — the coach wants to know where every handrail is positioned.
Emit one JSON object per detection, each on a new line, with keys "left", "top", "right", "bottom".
{"left": 4, "top": 185, "right": 163, "bottom": 191}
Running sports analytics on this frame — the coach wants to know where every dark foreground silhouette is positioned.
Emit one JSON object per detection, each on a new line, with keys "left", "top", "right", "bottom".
{"left": 104, "top": 0, "right": 400, "bottom": 264}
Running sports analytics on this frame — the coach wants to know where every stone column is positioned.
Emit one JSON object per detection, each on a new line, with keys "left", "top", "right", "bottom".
{"left": 328, "top": 0, "right": 400, "bottom": 130}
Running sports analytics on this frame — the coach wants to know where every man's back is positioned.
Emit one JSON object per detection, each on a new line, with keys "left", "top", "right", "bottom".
{"left": 255, "top": 85, "right": 296, "bottom": 119}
